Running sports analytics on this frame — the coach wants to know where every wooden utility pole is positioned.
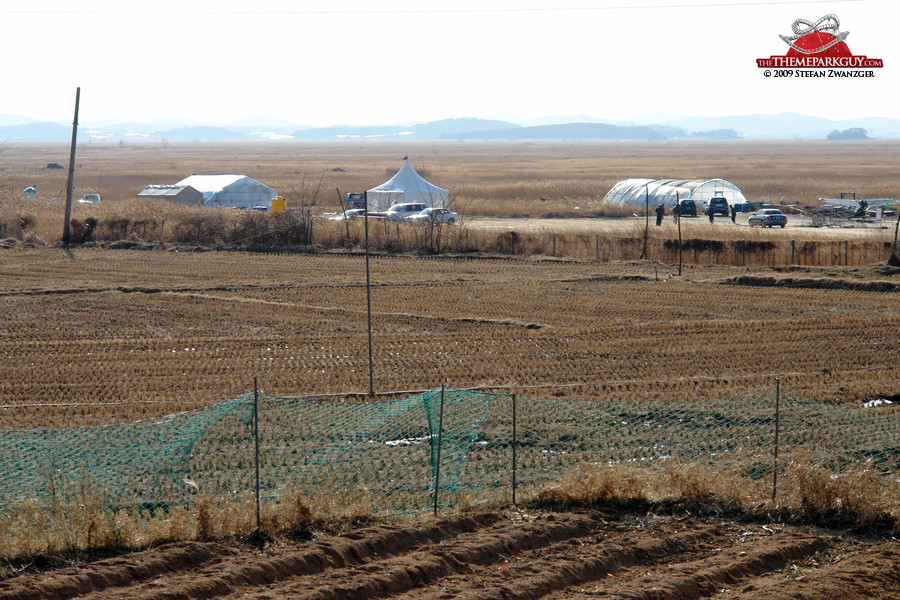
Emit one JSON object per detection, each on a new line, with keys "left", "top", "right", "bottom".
{"left": 62, "top": 87, "right": 81, "bottom": 246}
{"left": 336, "top": 188, "right": 350, "bottom": 243}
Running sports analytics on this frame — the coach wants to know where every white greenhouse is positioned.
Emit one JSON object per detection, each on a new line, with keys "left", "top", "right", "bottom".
{"left": 603, "top": 178, "right": 749, "bottom": 210}
{"left": 175, "top": 175, "right": 277, "bottom": 209}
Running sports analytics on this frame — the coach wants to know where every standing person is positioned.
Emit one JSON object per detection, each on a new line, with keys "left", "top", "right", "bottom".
{"left": 708, "top": 209, "right": 715, "bottom": 224}
{"left": 673, "top": 202, "right": 680, "bottom": 223}
{"left": 655, "top": 203, "right": 664, "bottom": 226}
{"left": 730, "top": 204, "right": 737, "bottom": 223}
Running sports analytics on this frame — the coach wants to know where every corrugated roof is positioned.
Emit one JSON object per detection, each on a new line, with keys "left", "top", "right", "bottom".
{"left": 137, "top": 185, "right": 194, "bottom": 197}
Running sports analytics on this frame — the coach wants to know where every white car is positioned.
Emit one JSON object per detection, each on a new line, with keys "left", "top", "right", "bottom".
{"left": 78, "top": 193, "right": 102, "bottom": 205}
{"left": 329, "top": 208, "right": 366, "bottom": 221}
{"left": 407, "top": 207, "right": 459, "bottom": 224}
{"left": 748, "top": 208, "right": 787, "bottom": 228}
{"left": 385, "top": 203, "right": 428, "bottom": 221}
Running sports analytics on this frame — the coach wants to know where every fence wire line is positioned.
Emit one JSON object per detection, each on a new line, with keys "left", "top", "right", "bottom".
{"left": 4, "top": 364, "right": 898, "bottom": 410}
{"left": 0, "top": 387, "right": 897, "bottom": 519}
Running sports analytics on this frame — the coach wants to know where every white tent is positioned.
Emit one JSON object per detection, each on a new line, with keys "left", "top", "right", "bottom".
{"left": 366, "top": 160, "right": 448, "bottom": 212}
{"left": 175, "top": 175, "right": 277, "bottom": 209}
{"left": 604, "top": 178, "right": 749, "bottom": 210}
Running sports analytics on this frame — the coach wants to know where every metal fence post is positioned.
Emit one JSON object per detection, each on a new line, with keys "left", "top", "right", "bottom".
{"left": 253, "top": 377, "right": 261, "bottom": 533}
{"left": 512, "top": 393, "right": 518, "bottom": 506}
{"left": 433, "top": 386, "right": 445, "bottom": 516}
{"left": 772, "top": 378, "right": 781, "bottom": 504}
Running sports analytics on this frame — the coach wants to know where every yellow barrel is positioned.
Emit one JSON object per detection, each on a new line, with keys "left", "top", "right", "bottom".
{"left": 271, "top": 196, "right": 286, "bottom": 212}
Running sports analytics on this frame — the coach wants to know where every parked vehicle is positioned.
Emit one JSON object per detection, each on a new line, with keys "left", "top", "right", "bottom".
{"left": 344, "top": 192, "right": 366, "bottom": 209}
{"left": 407, "top": 207, "right": 459, "bottom": 225}
{"left": 706, "top": 197, "right": 729, "bottom": 217}
{"left": 78, "top": 193, "right": 102, "bottom": 205}
{"left": 677, "top": 199, "right": 697, "bottom": 217}
{"left": 329, "top": 208, "right": 366, "bottom": 221}
{"left": 748, "top": 208, "right": 787, "bottom": 228}
{"left": 385, "top": 203, "right": 428, "bottom": 221}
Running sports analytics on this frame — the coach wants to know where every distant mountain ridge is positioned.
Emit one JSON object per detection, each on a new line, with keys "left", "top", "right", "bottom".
{"left": 2, "top": 113, "right": 900, "bottom": 141}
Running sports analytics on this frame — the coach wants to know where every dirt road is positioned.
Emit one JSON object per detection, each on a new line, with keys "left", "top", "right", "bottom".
{"left": 466, "top": 215, "right": 897, "bottom": 239}
{"left": 3, "top": 510, "right": 897, "bottom": 600}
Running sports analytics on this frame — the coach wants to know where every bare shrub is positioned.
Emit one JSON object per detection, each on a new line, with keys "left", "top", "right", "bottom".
{"left": 788, "top": 461, "right": 890, "bottom": 522}
{"left": 171, "top": 214, "right": 228, "bottom": 245}
{"left": 68, "top": 217, "right": 98, "bottom": 243}
{"left": 536, "top": 464, "right": 648, "bottom": 506}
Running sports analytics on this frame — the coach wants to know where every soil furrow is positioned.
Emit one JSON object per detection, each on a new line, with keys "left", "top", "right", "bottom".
{"left": 220, "top": 521, "right": 721, "bottom": 600}
{"left": 712, "top": 539, "right": 900, "bottom": 600}
{"left": 0, "top": 515, "right": 497, "bottom": 600}
{"left": 0, "top": 543, "right": 224, "bottom": 600}
{"left": 199, "top": 513, "right": 604, "bottom": 600}
{"left": 557, "top": 532, "right": 830, "bottom": 600}
{"left": 393, "top": 524, "right": 724, "bottom": 600}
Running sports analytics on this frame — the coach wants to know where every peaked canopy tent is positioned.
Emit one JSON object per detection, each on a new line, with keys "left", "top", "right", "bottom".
{"left": 603, "top": 178, "right": 749, "bottom": 210}
{"left": 366, "top": 160, "right": 448, "bottom": 212}
{"left": 175, "top": 175, "right": 277, "bottom": 209}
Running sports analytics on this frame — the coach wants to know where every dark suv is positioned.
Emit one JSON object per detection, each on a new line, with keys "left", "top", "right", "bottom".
{"left": 677, "top": 199, "right": 697, "bottom": 217}
{"left": 706, "top": 197, "right": 730, "bottom": 217}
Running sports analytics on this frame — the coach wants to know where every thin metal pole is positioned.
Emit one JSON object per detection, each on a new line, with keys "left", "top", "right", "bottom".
{"left": 253, "top": 377, "right": 261, "bottom": 532}
{"left": 62, "top": 87, "right": 80, "bottom": 247}
{"left": 641, "top": 184, "right": 649, "bottom": 259}
{"left": 364, "top": 191, "right": 375, "bottom": 397}
{"left": 433, "top": 386, "right": 446, "bottom": 516}
{"left": 772, "top": 378, "right": 781, "bottom": 504}
{"left": 677, "top": 191, "right": 683, "bottom": 276}
{"left": 891, "top": 209, "right": 900, "bottom": 264}
{"left": 511, "top": 393, "right": 517, "bottom": 506}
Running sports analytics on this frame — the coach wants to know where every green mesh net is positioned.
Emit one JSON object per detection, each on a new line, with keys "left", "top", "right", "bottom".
{"left": 0, "top": 388, "right": 897, "bottom": 519}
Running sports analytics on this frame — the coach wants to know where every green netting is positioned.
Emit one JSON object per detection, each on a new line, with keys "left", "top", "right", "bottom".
{"left": 0, "top": 388, "right": 897, "bottom": 520}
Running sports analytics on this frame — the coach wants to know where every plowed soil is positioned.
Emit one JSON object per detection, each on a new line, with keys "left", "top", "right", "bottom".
{"left": 2, "top": 510, "right": 897, "bottom": 600}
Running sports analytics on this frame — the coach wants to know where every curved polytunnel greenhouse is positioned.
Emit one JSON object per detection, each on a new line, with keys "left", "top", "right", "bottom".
{"left": 603, "top": 178, "right": 749, "bottom": 209}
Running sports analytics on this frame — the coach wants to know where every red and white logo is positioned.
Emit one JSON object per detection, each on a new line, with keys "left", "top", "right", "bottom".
{"left": 757, "top": 15, "right": 883, "bottom": 69}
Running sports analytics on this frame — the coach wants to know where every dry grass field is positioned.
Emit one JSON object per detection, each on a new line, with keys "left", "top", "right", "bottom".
{"left": 1, "top": 142, "right": 899, "bottom": 595}
{"left": 1, "top": 141, "right": 898, "bottom": 268}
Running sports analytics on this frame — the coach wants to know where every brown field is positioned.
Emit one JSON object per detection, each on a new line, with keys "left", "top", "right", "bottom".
{"left": 1, "top": 141, "right": 898, "bottom": 266}
{"left": 1, "top": 142, "right": 899, "bottom": 597}
{"left": 2, "top": 249, "right": 899, "bottom": 426}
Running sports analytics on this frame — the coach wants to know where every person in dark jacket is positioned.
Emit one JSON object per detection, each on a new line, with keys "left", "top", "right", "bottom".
{"left": 655, "top": 203, "right": 664, "bottom": 226}
{"left": 730, "top": 205, "right": 737, "bottom": 223}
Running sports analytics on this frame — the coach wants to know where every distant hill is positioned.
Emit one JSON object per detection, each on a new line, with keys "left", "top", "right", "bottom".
{"left": 155, "top": 126, "right": 249, "bottom": 141}
{"left": 293, "top": 118, "right": 518, "bottom": 140}
{"left": 453, "top": 123, "right": 665, "bottom": 141}
{"left": 664, "top": 113, "right": 900, "bottom": 139}
{"left": 690, "top": 129, "right": 741, "bottom": 140}
{"left": 4, "top": 113, "right": 900, "bottom": 141}
{"left": 0, "top": 122, "right": 72, "bottom": 141}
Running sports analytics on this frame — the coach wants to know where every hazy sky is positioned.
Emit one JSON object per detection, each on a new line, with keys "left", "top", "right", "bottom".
{"left": 1, "top": 0, "right": 895, "bottom": 126}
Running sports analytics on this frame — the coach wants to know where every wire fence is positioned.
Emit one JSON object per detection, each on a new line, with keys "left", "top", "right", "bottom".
{"left": 0, "top": 386, "right": 897, "bottom": 522}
